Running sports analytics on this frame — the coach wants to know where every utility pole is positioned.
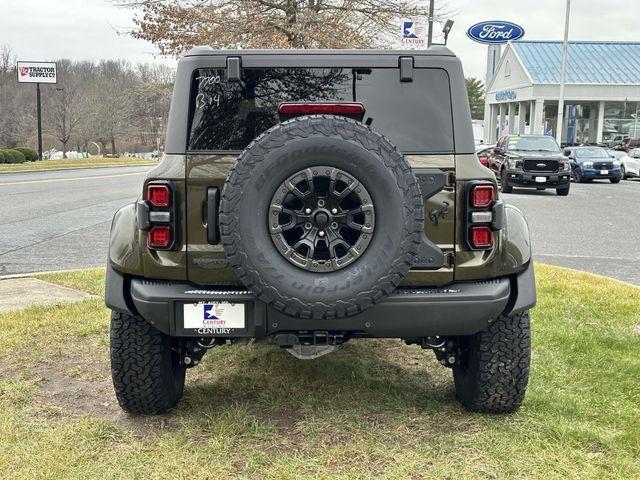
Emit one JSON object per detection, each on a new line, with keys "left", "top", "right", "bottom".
{"left": 556, "top": 0, "right": 571, "bottom": 145}
{"left": 427, "top": 0, "right": 434, "bottom": 47}
{"left": 36, "top": 83, "right": 43, "bottom": 160}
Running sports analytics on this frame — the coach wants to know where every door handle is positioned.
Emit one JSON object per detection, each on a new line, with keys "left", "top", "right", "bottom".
{"left": 206, "top": 187, "right": 220, "bottom": 244}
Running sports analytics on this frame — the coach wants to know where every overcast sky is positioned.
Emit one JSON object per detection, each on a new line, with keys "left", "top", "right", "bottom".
{"left": 1, "top": 0, "right": 638, "bottom": 80}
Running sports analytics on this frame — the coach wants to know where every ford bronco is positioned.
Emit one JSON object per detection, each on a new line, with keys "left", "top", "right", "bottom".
{"left": 106, "top": 47, "right": 536, "bottom": 415}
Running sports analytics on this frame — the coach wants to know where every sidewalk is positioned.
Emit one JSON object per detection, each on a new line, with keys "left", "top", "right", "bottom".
{"left": 0, "top": 277, "right": 94, "bottom": 312}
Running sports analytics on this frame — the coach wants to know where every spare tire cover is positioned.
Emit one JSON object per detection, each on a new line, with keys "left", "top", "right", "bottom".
{"left": 220, "top": 115, "right": 424, "bottom": 319}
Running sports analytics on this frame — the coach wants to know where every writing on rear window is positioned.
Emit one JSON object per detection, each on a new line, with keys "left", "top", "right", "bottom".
{"left": 195, "top": 75, "right": 221, "bottom": 108}
{"left": 188, "top": 67, "right": 453, "bottom": 153}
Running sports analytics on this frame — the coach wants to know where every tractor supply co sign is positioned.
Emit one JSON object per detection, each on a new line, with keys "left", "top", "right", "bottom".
{"left": 17, "top": 61, "right": 57, "bottom": 84}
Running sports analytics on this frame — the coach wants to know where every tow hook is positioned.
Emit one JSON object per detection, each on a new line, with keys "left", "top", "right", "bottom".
{"left": 178, "top": 338, "right": 216, "bottom": 368}
{"left": 419, "top": 336, "right": 459, "bottom": 368}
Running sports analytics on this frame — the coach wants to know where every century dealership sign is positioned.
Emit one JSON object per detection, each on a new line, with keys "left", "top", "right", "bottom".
{"left": 466, "top": 21, "right": 525, "bottom": 44}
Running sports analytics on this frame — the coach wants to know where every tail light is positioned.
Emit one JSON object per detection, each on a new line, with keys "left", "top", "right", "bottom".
{"left": 147, "top": 226, "right": 172, "bottom": 249}
{"left": 147, "top": 184, "right": 171, "bottom": 208}
{"left": 278, "top": 102, "right": 365, "bottom": 120}
{"left": 466, "top": 182, "right": 496, "bottom": 250}
{"left": 470, "top": 184, "right": 495, "bottom": 208}
{"left": 478, "top": 156, "right": 488, "bottom": 167}
{"left": 470, "top": 226, "right": 493, "bottom": 249}
{"left": 145, "top": 181, "right": 175, "bottom": 250}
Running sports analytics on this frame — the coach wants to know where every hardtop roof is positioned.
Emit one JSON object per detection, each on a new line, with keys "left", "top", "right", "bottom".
{"left": 185, "top": 46, "right": 456, "bottom": 57}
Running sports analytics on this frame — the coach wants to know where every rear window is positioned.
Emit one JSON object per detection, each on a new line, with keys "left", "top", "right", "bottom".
{"left": 188, "top": 67, "right": 453, "bottom": 153}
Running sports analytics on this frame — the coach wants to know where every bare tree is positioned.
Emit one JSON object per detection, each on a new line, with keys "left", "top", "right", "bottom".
{"left": 0, "top": 44, "right": 35, "bottom": 148}
{"left": 114, "top": 0, "right": 448, "bottom": 55}
{"left": 90, "top": 60, "right": 137, "bottom": 155}
{"left": 45, "top": 60, "right": 87, "bottom": 158}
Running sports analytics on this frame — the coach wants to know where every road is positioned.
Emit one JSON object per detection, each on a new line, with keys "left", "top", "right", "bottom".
{"left": 0, "top": 166, "right": 151, "bottom": 275}
{"left": 504, "top": 178, "right": 640, "bottom": 286}
{"left": 1, "top": 166, "right": 639, "bottom": 285}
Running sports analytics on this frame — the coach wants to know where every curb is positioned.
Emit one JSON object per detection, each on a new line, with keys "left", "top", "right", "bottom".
{"left": 0, "top": 267, "right": 102, "bottom": 280}
{"left": 536, "top": 263, "right": 640, "bottom": 290}
{"left": 0, "top": 163, "right": 157, "bottom": 175}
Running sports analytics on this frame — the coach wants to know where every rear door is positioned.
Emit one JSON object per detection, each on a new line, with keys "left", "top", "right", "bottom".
{"left": 184, "top": 55, "right": 456, "bottom": 285}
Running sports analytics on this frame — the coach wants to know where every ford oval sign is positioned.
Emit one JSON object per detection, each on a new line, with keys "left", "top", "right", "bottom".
{"left": 466, "top": 21, "right": 525, "bottom": 44}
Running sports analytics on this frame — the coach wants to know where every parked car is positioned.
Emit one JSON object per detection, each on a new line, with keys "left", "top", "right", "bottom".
{"left": 475, "top": 144, "right": 494, "bottom": 167}
{"left": 620, "top": 148, "right": 640, "bottom": 179}
{"left": 564, "top": 146, "right": 623, "bottom": 183}
{"left": 614, "top": 137, "right": 640, "bottom": 152}
{"left": 489, "top": 134, "right": 571, "bottom": 195}
{"left": 105, "top": 47, "right": 536, "bottom": 415}
{"left": 605, "top": 133, "right": 629, "bottom": 148}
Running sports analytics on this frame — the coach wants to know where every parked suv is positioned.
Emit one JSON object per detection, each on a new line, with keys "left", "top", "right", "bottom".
{"left": 565, "top": 146, "right": 623, "bottom": 183}
{"left": 106, "top": 48, "right": 536, "bottom": 415}
{"left": 489, "top": 134, "right": 571, "bottom": 195}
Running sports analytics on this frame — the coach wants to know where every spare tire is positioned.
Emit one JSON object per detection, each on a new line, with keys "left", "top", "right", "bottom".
{"left": 219, "top": 115, "right": 423, "bottom": 319}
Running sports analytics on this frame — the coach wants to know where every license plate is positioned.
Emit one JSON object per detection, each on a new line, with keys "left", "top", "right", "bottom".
{"left": 600, "top": 169, "right": 608, "bottom": 175}
{"left": 535, "top": 177, "right": 546, "bottom": 183}
{"left": 183, "top": 302, "right": 245, "bottom": 330}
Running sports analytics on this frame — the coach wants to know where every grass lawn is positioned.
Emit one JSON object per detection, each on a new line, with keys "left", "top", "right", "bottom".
{"left": 0, "top": 156, "right": 158, "bottom": 173}
{"left": 0, "top": 265, "right": 638, "bottom": 479}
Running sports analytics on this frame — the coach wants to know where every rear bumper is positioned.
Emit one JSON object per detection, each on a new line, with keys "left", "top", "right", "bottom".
{"left": 106, "top": 261, "right": 536, "bottom": 339}
{"left": 506, "top": 168, "right": 571, "bottom": 188}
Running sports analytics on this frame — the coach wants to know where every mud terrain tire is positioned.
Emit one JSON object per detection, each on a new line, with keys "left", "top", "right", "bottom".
{"left": 453, "top": 311, "right": 531, "bottom": 413}
{"left": 110, "top": 311, "right": 186, "bottom": 414}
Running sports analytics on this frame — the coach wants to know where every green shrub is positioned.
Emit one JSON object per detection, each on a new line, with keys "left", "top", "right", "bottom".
{"left": 0, "top": 151, "right": 6, "bottom": 163}
{"left": 3, "top": 149, "right": 27, "bottom": 163}
{"left": 14, "top": 147, "right": 38, "bottom": 161}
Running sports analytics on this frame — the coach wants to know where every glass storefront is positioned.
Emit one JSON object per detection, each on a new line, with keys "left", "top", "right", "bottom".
{"left": 603, "top": 102, "right": 640, "bottom": 143}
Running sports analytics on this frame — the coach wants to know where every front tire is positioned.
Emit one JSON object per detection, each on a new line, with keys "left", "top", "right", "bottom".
{"left": 110, "top": 311, "right": 186, "bottom": 414}
{"left": 453, "top": 311, "right": 531, "bottom": 413}
{"left": 610, "top": 176, "right": 621, "bottom": 184}
{"left": 620, "top": 165, "right": 626, "bottom": 180}
{"left": 500, "top": 169, "right": 513, "bottom": 193}
{"left": 556, "top": 185, "right": 570, "bottom": 196}
{"left": 573, "top": 169, "right": 584, "bottom": 183}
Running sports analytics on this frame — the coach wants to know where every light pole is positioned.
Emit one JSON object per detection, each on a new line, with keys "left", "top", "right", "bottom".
{"left": 556, "top": 0, "right": 571, "bottom": 144}
{"left": 427, "top": 0, "right": 435, "bottom": 47}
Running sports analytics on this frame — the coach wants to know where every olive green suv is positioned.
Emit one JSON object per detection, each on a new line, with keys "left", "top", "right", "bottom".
{"left": 106, "top": 47, "right": 536, "bottom": 415}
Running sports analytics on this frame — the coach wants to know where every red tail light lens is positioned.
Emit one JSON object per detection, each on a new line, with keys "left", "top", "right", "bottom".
{"left": 147, "top": 226, "right": 172, "bottom": 249}
{"left": 470, "top": 226, "right": 493, "bottom": 249}
{"left": 278, "top": 102, "right": 365, "bottom": 116}
{"left": 478, "top": 156, "right": 488, "bottom": 167}
{"left": 147, "top": 184, "right": 171, "bottom": 208}
{"left": 470, "top": 185, "right": 495, "bottom": 208}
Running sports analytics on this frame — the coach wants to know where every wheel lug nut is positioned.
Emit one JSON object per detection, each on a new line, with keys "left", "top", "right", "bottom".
{"left": 305, "top": 208, "right": 311, "bottom": 214}
{"left": 331, "top": 222, "right": 338, "bottom": 229}
{"left": 305, "top": 222, "right": 312, "bottom": 229}
{"left": 331, "top": 208, "right": 338, "bottom": 214}
{"left": 318, "top": 199, "right": 325, "bottom": 207}
{"left": 318, "top": 230, "right": 325, "bottom": 237}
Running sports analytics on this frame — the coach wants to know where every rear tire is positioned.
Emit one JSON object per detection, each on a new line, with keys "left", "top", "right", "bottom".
{"left": 500, "top": 169, "right": 513, "bottom": 193}
{"left": 110, "top": 311, "right": 186, "bottom": 414}
{"left": 453, "top": 311, "right": 531, "bottom": 413}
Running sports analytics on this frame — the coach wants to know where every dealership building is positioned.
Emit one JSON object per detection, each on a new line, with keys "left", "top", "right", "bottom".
{"left": 484, "top": 41, "right": 640, "bottom": 145}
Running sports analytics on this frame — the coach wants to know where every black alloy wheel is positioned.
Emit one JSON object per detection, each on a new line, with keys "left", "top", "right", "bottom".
{"left": 269, "top": 166, "right": 375, "bottom": 272}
